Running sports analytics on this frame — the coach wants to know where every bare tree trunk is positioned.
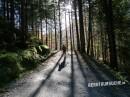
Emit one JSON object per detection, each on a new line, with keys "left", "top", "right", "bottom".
{"left": 45, "top": 1, "right": 48, "bottom": 45}
{"left": 104, "top": 0, "right": 118, "bottom": 69}
{"left": 51, "top": 24, "right": 53, "bottom": 49}
{"left": 54, "top": 2, "right": 57, "bottom": 50}
{"left": 69, "top": 12, "right": 72, "bottom": 51}
{"left": 87, "top": 0, "right": 92, "bottom": 55}
{"left": 6, "top": 0, "right": 9, "bottom": 21}
{"left": 31, "top": 0, "right": 34, "bottom": 34}
{"left": 3, "top": 0, "right": 6, "bottom": 19}
{"left": 48, "top": 23, "right": 50, "bottom": 48}
{"left": 58, "top": 0, "right": 62, "bottom": 49}
{"left": 71, "top": 11, "right": 75, "bottom": 50}
{"left": 10, "top": 0, "right": 15, "bottom": 27}
{"left": 90, "top": 16, "right": 94, "bottom": 56}
{"left": 41, "top": 21, "right": 43, "bottom": 43}
{"left": 45, "top": 16, "right": 48, "bottom": 45}
{"left": 74, "top": 0, "right": 80, "bottom": 51}
{"left": 65, "top": 10, "right": 68, "bottom": 50}
{"left": 35, "top": 23, "right": 38, "bottom": 38}
{"left": 77, "top": 0, "right": 85, "bottom": 53}
{"left": 21, "top": 0, "right": 28, "bottom": 47}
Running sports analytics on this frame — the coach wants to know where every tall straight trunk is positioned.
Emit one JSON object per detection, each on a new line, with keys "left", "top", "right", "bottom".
{"left": 31, "top": 16, "right": 34, "bottom": 34}
{"left": 100, "top": 21, "right": 105, "bottom": 61}
{"left": 51, "top": 25, "right": 53, "bottom": 49}
{"left": 90, "top": 15, "right": 94, "bottom": 56}
{"left": 36, "top": 24, "right": 39, "bottom": 39}
{"left": 104, "top": 32, "right": 107, "bottom": 62}
{"left": 31, "top": 0, "right": 34, "bottom": 34}
{"left": 36, "top": 24, "right": 38, "bottom": 39}
{"left": 84, "top": 16, "right": 88, "bottom": 47}
{"left": 39, "top": 0, "right": 43, "bottom": 43}
{"left": 71, "top": 11, "right": 75, "bottom": 50}
{"left": 93, "top": 34, "right": 96, "bottom": 57}
{"left": 98, "top": 5, "right": 105, "bottom": 61}
{"left": 3, "top": 0, "right": 6, "bottom": 18}
{"left": 74, "top": 0, "right": 80, "bottom": 51}
{"left": 87, "top": 32, "right": 91, "bottom": 55}
{"left": 41, "top": 21, "right": 43, "bottom": 43}
{"left": 10, "top": 0, "right": 15, "bottom": 27}
{"left": 35, "top": 23, "right": 38, "bottom": 38}
{"left": 49, "top": 28, "right": 51, "bottom": 48}
{"left": 45, "top": 1, "right": 48, "bottom": 45}
{"left": 104, "top": 0, "right": 118, "bottom": 69}
{"left": 77, "top": 0, "right": 85, "bottom": 53}
{"left": 58, "top": 0, "right": 62, "bottom": 49}
{"left": 69, "top": 12, "right": 72, "bottom": 51}
{"left": 25, "top": 0, "right": 28, "bottom": 33}
{"left": 31, "top": 21, "right": 34, "bottom": 34}
{"left": 18, "top": 6, "right": 21, "bottom": 29}
{"left": 90, "top": 31, "right": 94, "bottom": 56}
{"left": 87, "top": 0, "right": 92, "bottom": 55}
{"left": 65, "top": 11, "right": 68, "bottom": 50}
{"left": 45, "top": 16, "right": 48, "bottom": 45}
{"left": 9, "top": 0, "right": 16, "bottom": 42}
{"left": 54, "top": 1, "right": 57, "bottom": 50}
{"left": 21, "top": 0, "right": 28, "bottom": 46}
{"left": 83, "top": 6, "right": 88, "bottom": 48}
{"left": 6, "top": 0, "right": 9, "bottom": 21}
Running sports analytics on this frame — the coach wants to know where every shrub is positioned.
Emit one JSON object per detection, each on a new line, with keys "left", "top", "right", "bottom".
{"left": 40, "top": 45, "right": 50, "bottom": 56}
{"left": 0, "top": 53, "right": 22, "bottom": 84}
{"left": 27, "top": 35, "right": 43, "bottom": 47}
{"left": 21, "top": 49, "right": 41, "bottom": 69}
{"left": 0, "top": 45, "right": 50, "bottom": 86}
{"left": 36, "top": 46, "right": 42, "bottom": 54}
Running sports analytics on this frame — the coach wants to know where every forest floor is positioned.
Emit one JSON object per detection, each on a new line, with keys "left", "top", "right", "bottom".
{"left": 0, "top": 51, "right": 130, "bottom": 97}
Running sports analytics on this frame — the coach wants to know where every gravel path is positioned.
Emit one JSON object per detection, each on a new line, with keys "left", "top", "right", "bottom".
{"left": 0, "top": 51, "right": 130, "bottom": 97}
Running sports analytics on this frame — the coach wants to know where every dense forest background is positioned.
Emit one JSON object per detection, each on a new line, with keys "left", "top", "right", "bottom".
{"left": 0, "top": 0, "right": 130, "bottom": 87}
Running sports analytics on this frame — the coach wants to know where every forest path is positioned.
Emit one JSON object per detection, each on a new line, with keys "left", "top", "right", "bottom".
{"left": 1, "top": 51, "right": 130, "bottom": 97}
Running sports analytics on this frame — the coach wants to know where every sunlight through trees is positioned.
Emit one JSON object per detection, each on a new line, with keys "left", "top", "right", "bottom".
{"left": 0, "top": 0, "right": 130, "bottom": 87}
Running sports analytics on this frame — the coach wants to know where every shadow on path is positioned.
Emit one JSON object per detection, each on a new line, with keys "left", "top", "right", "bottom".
{"left": 58, "top": 54, "right": 66, "bottom": 71}
{"left": 81, "top": 53, "right": 115, "bottom": 80}
{"left": 75, "top": 51, "right": 92, "bottom": 97}
{"left": 28, "top": 53, "right": 64, "bottom": 97}
{"left": 75, "top": 51, "right": 116, "bottom": 97}
{"left": 76, "top": 51, "right": 130, "bottom": 97}
{"left": 68, "top": 50, "right": 75, "bottom": 97}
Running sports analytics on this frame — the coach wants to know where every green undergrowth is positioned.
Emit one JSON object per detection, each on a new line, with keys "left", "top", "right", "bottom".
{"left": 0, "top": 17, "right": 52, "bottom": 88}
{"left": 97, "top": 60, "right": 129, "bottom": 83}
{"left": 87, "top": 54, "right": 129, "bottom": 83}
{"left": 0, "top": 45, "right": 50, "bottom": 87}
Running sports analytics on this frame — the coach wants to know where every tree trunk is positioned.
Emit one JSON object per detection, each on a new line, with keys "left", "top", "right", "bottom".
{"left": 54, "top": 2, "right": 57, "bottom": 50}
{"left": 77, "top": 0, "right": 85, "bottom": 53}
{"left": 58, "top": 0, "right": 62, "bottom": 49}
{"left": 69, "top": 12, "right": 72, "bottom": 51}
{"left": 74, "top": 0, "right": 80, "bottom": 51}
{"left": 71, "top": 11, "right": 75, "bottom": 50}
{"left": 45, "top": 1, "right": 48, "bottom": 45}
{"left": 51, "top": 24, "right": 53, "bottom": 49}
{"left": 3, "top": 0, "right": 6, "bottom": 18}
{"left": 87, "top": 0, "right": 92, "bottom": 55}
{"left": 41, "top": 21, "right": 43, "bottom": 43}
{"left": 65, "top": 10, "right": 68, "bottom": 50}
{"left": 104, "top": 0, "right": 118, "bottom": 69}
{"left": 10, "top": 0, "right": 15, "bottom": 27}
{"left": 21, "top": 0, "right": 28, "bottom": 47}
{"left": 6, "top": 0, "right": 9, "bottom": 21}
